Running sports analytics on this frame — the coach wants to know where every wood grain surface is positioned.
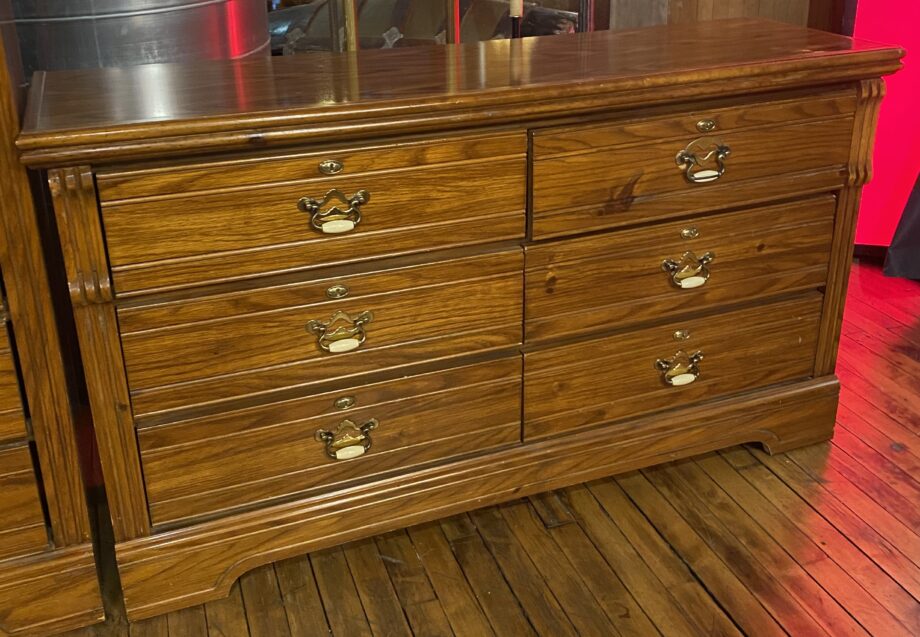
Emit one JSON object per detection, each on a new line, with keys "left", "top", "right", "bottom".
{"left": 119, "top": 249, "right": 523, "bottom": 419}
{"left": 531, "top": 112, "right": 852, "bottom": 238}
{"left": 526, "top": 196, "right": 835, "bottom": 342}
{"left": 524, "top": 293, "right": 824, "bottom": 438}
{"left": 0, "top": 17, "right": 103, "bottom": 635}
{"left": 0, "top": 323, "right": 27, "bottom": 445}
{"left": 16, "top": 20, "right": 902, "bottom": 165}
{"left": 0, "top": 445, "right": 47, "bottom": 561}
{"left": 26, "top": 17, "right": 902, "bottom": 629}
{"left": 140, "top": 358, "right": 522, "bottom": 527}
{"left": 99, "top": 132, "right": 526, "bottom": 295}
{"left": 67, "top": 263, "right": 919, "bottom": 637}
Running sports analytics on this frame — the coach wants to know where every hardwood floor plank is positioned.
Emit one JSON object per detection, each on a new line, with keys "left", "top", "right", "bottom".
{"left": 639, "top": 463, "right": 835, "bottom": 635}
{"left": 204, "top": 581, "right": 249, "bottom": 637}
{"left": 565, "top": 483, "right": 702, "bottom": 637}
{"left": 541, "top": 509, "right": 662, "bottom": 637}
{"left": 469, "top": 506, "right": 577, "bottom": 636}
{"left": 406, "top": 522, "right": 495, "bottom": 637}
{"left": 751, "top": 448, "right": 920, "bottom": 600}
{"left": 166, "top": 606, "right": 209, "bottom": 637}
{"left": 498, "top": 501, "right": 622, "bottom": 636}
{"left": 667, "top": 459, "right": 871, "bottom": 636}
{"left": 721, "top": 446, "right": 920, "bottom": 634}
{"left": 238, "top": 565, "right": 291, "bottom": 637}
{"left": 835, "top": 401, "right": 920, "bottom": 475}
{"left": 127, "top": 615, "right": 167, "bottom": 637}
{"left": 786, "top": 444, "right": 920, "bottom": 554}
{"left": 438, "top": 515, "right": 537, "bottom": 636}
{"left": 274, "top": 555, "right": 331, "bottom": 637}
{"left": 342, "top": 539, "right": 412, "bottom": 637}
{"left": 528, "top": 491, "right": 576, "bottom": 528}
{"left": 837, "top": 346, "right": 920, "bottom": 433}
{"left": 401, "top": 600, "right": 453, "bottom": 637}
{"left": 311, "top": 547, "right": 373, "bottom": 637}
{"left": 375, "top": 530, "right": 452, "bottom": 637}
{"left": 696, "top": 451, "right": 913, "bottom": 636}
{"left": 586, "top": 478, "right": 743, "bottom": 637}
{"left": 835, "top": 361, "right": 920, "bottom": 435}
{"left": 831, "top": 425, "right": 920, "bottom": 502}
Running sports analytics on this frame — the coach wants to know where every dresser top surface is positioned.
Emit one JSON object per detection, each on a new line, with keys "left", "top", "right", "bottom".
{"left": 16, "top": 18, "right": 902, "bottom": 166}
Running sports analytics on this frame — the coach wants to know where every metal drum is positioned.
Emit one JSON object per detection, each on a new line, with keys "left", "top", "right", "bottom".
{"left": 10, "top": 0, "right": 269, "bottom": 77}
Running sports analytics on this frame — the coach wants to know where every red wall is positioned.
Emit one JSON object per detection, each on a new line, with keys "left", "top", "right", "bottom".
{"left": 854, "top": 0, "right": 919, "bottom": 246}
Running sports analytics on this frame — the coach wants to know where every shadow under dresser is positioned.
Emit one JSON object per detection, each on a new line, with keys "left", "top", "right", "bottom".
{"left": 15, "top": 18, "right": 903, "bottom": 621}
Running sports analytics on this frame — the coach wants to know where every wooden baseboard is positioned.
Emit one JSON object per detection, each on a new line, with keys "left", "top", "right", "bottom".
{"left": 114, "top": 377, "right": 840, "bottom": 620}
{"left": 0, "top": 544, "right": 103, "bottom": 635}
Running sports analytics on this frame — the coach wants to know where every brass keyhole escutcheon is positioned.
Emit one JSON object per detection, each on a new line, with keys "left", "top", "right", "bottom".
{"left": 680, "top": 227, "right": 700, "bottom": 240}
{"left": 319, "top": 159, "right": 344, "bottom": 175}
{"left": 696, "top": 119, "right": 717, "bottom": 133}
{"left": 326, "top": 284, "right": 349, "bottom": 300}
{"left": 334, "top": 396, "right": 356, "bottom": 410}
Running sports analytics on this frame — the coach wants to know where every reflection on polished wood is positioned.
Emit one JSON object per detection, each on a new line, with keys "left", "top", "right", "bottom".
{"left": 18, "top": 19, "right": 902, "bottom": 165}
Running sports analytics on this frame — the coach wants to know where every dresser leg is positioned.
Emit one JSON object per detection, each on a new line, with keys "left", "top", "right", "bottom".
{"left": 755, "top": 386, "right": 839, "bottom": 455}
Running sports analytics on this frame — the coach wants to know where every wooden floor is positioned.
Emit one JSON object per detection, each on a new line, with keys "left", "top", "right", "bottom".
{"left": 71, "top": 261, "right": 920, "bottom": 637}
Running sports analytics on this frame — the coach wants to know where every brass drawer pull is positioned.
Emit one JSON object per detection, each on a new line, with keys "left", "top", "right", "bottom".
{"left": 655, "top": 350, "right": 703, "bottom": 387}
{"left": 298, "top": 189, "right": 370, "bottom": 235}
{"left": 315, "top": 418, "right": 379, "bottom": 460}
{"left": 307, "top": 310, "right": 373, "bottom": 353}
{"left": 675, "top": 139, "right": 731, "bottom": 184}
{"left": 662, "top": 251, "right": 715, "bottom": 289}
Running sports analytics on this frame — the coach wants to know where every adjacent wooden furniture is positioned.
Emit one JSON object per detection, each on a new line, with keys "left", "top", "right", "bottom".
{"left": 0, "top": 24, "right": 103, "bottom": 637}
{"left": 17, "top": 18, "right": 901, "bottom": 621}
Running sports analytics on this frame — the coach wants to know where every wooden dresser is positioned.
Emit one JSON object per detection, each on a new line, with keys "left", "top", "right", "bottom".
{"left": 0, "top": 25, "right": 103, "bottom": 635}
{"left": 16, "top": 19, "right": 902, "bottom": 621}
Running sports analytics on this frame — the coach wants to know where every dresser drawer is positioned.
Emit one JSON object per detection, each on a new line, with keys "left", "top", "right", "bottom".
{"left": 526, "top": 196, "right": 835, "bottom": 343}
{"left": 97, "top": 132, "right": 527, "bottom": 295}
{"left": 524, "top": 294, "right": 823, "bottom": 439}
{"left": 0, "top": 445, "right": 48, "bottom": 560}
{"left": 531, "top": 91, "right": 855, "bottom": 239}
{"left": 119, "top": 249, "right": 523, "bottom": 419}
{"left": 139, "top": 358, "right": 522, "bottom": 526}
{"left": 0, "top": 324, "right": 27, "bottom": 444}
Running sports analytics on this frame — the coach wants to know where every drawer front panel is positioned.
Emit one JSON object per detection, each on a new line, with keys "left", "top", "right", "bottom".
{"left": 531, "top": 93, "right": 854, "bottom": 239}
{"left": 139, "top": 358, "right": 522, "bottom": 526}
{"left": 0, "top": 445, "right": 48, "bottom": 560}
{"left": 526, "top": 196, "right": 836, "bottom": 343}
{"left": 120, "top": 250, "right": 523, "bottom": 419}
{"left": 99, "top": 132, "right": 527, "bottom": 295}
{"left": 524, "top": 294, "right": 823, "bottom": 440}
{"left": 0, "top": 325, "right": 27, "bottom": 444}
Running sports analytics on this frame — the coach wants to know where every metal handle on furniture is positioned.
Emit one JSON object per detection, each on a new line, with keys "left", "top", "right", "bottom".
{"left": 315, "top": 418, "right": 379, "bottom": 460}
{"left": 655, "top": 350, "right": 704, "bottom": 387}
{"left": 298, "top": 189, "right": 370, "bottom": 234}
{"left": 675, "top": 140, "right": 731, "bottom": 183}
{"left": 306, "top": 310, "right": 373, "bottom": 353}
{"left": 661, "top": 251, "right": 715, "bottom": 289}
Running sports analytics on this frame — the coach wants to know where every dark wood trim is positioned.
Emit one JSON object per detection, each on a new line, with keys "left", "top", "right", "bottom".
{"left": 809, "top": 0, "right": 859, "bottom": 36}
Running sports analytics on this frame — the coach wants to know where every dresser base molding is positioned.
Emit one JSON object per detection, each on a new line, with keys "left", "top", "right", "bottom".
{"left": 0, "top": 544, "right": 103, "bottom": 636}
{"left": 115, "top": 377, "right": 838, "bottom": 620}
